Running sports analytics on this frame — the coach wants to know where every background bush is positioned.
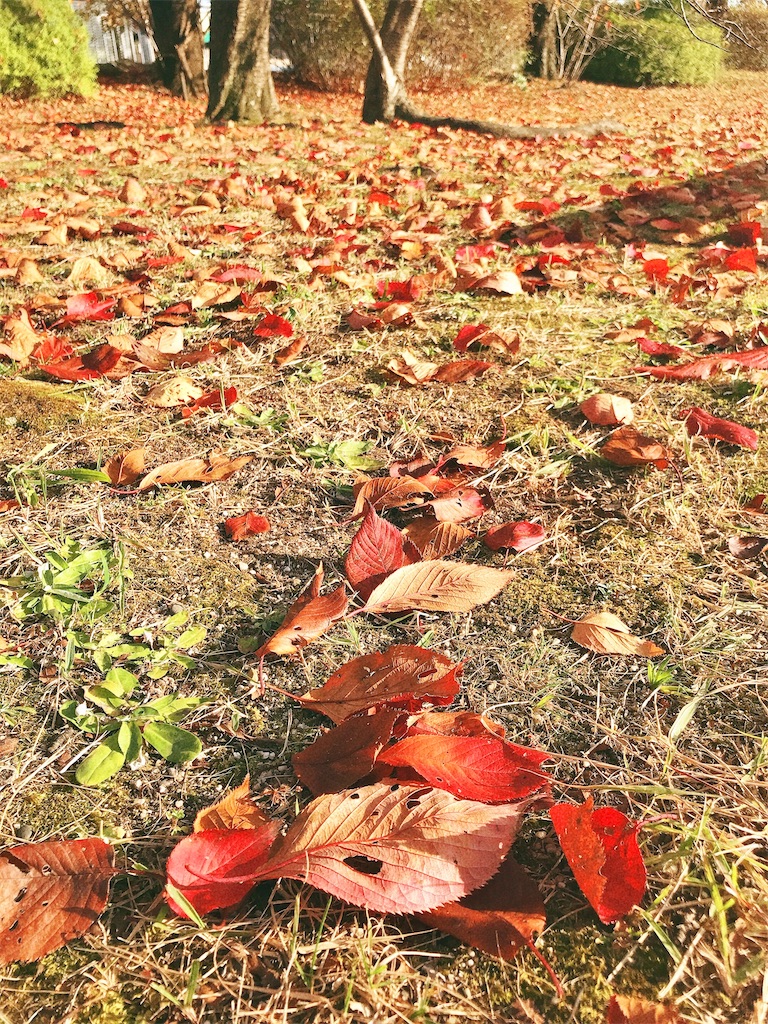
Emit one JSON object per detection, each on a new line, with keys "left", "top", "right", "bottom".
{"left": 0, "top": 0, "right": 96, "bottom": 97}
{"left": 585, "top": 6, "right": 723, "bottom": 86}
{"left": 726, "top": 2, "right": 768, "bottom": 71}
{"left": 272, "top": 0, "right": 532, "bottom": 90}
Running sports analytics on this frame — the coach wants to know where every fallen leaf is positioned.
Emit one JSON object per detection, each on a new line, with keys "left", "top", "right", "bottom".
{"left": 104, "top": 448, "right": 146, "bottom": 487}
{"left": 484, "top": 521, "right": 546, "bottom": 554}
{"left": 194, "top": 776, "right": 269, "bottom": 832}
{"left": 407, "top": 710, "right": 506, "bottom": 739}
{"left": 460, "top": 269, "right": 524, "bottom": 295}
{"left": 181, "top": 386, "right": 238, "bottom": 419}
{"left": 254, "top": 566, "right": 347, "bottom": 659}
{"left": 580, "top": 394, "right": 634, "bottom": 427}
{"left": 298, "top": 645, "right": 461, "bottom": 723}
{"left": 453, "top": 324, "right": 520, "bottom": 355}
{"left": 138, "top": 454, "right": 252, "bottom": 491}
{"left": 292, "top": 709, "right": 402, "bottom": 795}
{"left": 571, "top": 612, "right": 663, "bottom": 657}
{"left": 41, "top": 343, "right": 125, "bottom": 382}
{"left": 362, "top": 560, "right": 514, "bottom": 615}
{"left": 419, "top": 854, "right": 546, "bottom": 961}
{"left": 225, "top": 511, "right": 270, "bottom": 540}
{"left": 350, "top": 476, "right": 433, "bottom": 519}
{"left": 386, "top": 350, "right": 492, "bottom": 386}
{"left": 0, "top": 838, "right": 116, "bottom": 963}
{"left": 601, "top": 427, "right": 671, "bottom": 470}
{"left": 53, "top": 292, "right": 116, "bottom": 326}
{"left": 254, "top": 313, "right": 293, "bottom": 338}
{"left": 551, "top": 799, "right": 646, "bottom": 924}
{"left": 345, "top": 503, "right": 420, "bottom": 600}
{"left": 274, "top": 337, "right": 307, "bottom": 365}
{"left": 144, "top": 377, "right": 204, "bottom": 408}
{"left": 605, "top": 994, "right": 683, "bottom": 1024}
{"left": 403, "top": 519, "right": 473, "bottom": 559}
{"left": 677, "top": 407, "right": 758, "bottom": 450}
{"left": 0, "top": 310, "right": 40, "bottom": 364}
{"left": 727, "top": 535, "right": 768, "bottom": 559}
{"left": 165, "top": 822, "right": 279, "bottom": 918}
{"left": 379, "top": 733, "right": 550, "bottom": 803}
{"left": 255, "top": 782, "right": 526, "bottom": 915}
{"left": 427, "top": 486, "right": 493, "bottom": 523}
{"left": 435, "top": 441, "right": 506, "bottom": 472}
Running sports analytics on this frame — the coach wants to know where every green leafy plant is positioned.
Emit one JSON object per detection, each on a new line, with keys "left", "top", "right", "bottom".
{"left": 1, "top": 539, "right": 121, "bottom": 625}
{"left": 0, "top": 0, "right": 96, "bottom": 97}
{"left": 222, "top": 403, "right": 289, "bottom": 432}
{"left": 296, "top": 436, "right": 382, "bottom": 471}
{"left": 60, "top": 667, "right": 205, "bottom": 785}
{"left": 71, "top": 611, "right": 208, "bottom": 679}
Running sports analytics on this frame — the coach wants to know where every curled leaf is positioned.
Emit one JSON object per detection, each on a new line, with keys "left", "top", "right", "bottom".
{"left": 104, "top": 448, "right": 146, "bottom": 487}
{"left": 601, "top": 427, "right": 670, "bottom": 470}
{"left": 580, "top": 394, "right": 634, "bottom": 427}
{"left": 677, "top": 406, "right": 758, "bottom": 450}
{"left": 194, "top": 776, "right": 269, "bottom": 832}
{"left": 571, "top": 612, "right": 663, "bottom": 657}
{"left": 485, "top": 521, "right": 546, "bottom": 554}
{"left": 138, "top": 454, "right": 252, "bottom": 491}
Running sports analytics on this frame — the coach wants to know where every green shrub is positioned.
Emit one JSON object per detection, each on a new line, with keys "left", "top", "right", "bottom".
{"left": 585, "top": 6, "right": 723, "bottom": 87}
{"left": 272, "top": 0, "right": 532, "bottom": 90}
{"left": 0, "top": 0, "right": 96, "bottom": 97}
{"left": 726, "top": 3, "right": 768, "bottom": 71}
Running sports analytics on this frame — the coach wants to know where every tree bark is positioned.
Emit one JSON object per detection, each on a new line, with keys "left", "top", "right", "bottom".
{"left": 535, "top": 0, "right": 559, "bottom": 80}
{"left": 207, "top": 0, "right": 278, "bottom": 123}
{"left": 149, "top": 0, "right": 206, "bottom": 98}
{"left": 352, "top": 0, "right": 623, "bottom": 139}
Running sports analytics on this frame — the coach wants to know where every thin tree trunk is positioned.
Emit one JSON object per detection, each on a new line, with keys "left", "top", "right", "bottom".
{"left": 149, "top": 0, "right": 206, "bottom": 98}
{"left": 352, "top": 0, "right": 623, "bottom": 138}
{"left": 207, "top": 0, "right": 278, "bottom": 123}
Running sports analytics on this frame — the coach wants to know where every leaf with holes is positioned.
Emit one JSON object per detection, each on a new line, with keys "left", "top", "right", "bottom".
{"left": 419, "top": 854, "right": 546, "bottom": 961}
{"left": 571, "top": 612, "right": 663, "bottom": 657}
{"left": 165, "top": 822, "right": 279, "bottom": 918}
{"left": 550, "top": 798, "right": 646, "bottom": 924}
{"left": 361, "top": 561, "right": 513, "bottom": 615}
{"left": 0, "top": 838, "right": 116, "bottom": 963}
{"left": 253, "top": 782, "right": 526, "bottom": 915}
{"left": 345, "top": 503, "right": 420, "bottom": 600}
{"left": 255, "top": 566, "right": 347, "bottom": 659}
{"left": 379, "top": 733, "right": 550, "bottom": 803}
{"left": 298, "top": 645, "right": 461, "bottom": 723}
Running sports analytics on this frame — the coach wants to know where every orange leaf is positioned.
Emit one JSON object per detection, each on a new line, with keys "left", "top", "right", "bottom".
{"left": 104, "top": 448, "right": 146, "bottom": 487}
{"left": 292, "top": 709, "right": 402, "bottom": 795}
{"left": 350, "top": 476, "right": 433, "bottom": 519}
{"left": 225, "top": 511, "right": 270, "bottom": 540}
{"left": 606, "top": 994, "right": 683, "bottom": 1024}
{"left": 255, "top": 566, "right": 347, "bottom": 658}
{"left": 580, "top": 394, "right": 634, "bottom": 427}
{"left": 601, "top": 427, "right": 670, "bottom": 470}
{"left": 403, "top": 519, "right": 473, "bottom": 559}
{"left": 194, "top": 776, "right": 269, "bottom": 832}
{"left": 138, "top": 454, "right": 252, "bottom": 491}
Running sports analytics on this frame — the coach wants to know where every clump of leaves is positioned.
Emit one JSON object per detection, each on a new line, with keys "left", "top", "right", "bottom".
{"left": 60, "top": 667, "right": 204, "bottom": 785}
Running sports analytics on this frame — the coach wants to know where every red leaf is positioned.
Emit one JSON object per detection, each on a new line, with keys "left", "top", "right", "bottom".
{"left": 724, "top": 247, "right": 757, "bottom": 273}
{"left": 225, "top": 511, "right": 270, "bottom": 540}
{"left": 485, "top": 521, "right": 546, "bottom": 553}
{"left": 53, "top": 292, "right": 116, "bottom": 326}
{"left": 454, "top": 324, "right": 519, "bottom": 355}
{"left": 298, "top": 645, "right": 461, "bottom": 723}
{"left": 427, "top": 486, "right": 492, "bottom": 523}
{"left": 549, "top": 798, "right": 646, "bottom": 923}
{"left": 677, "top": 406, "right": 758, "bottom": 450}
{"left": 418, "top": 854, "right": 546, "bottom": 960}
{"left": 165, "top": 822, "right": 279, "bottom": 918}
{"left": 636, "top": 337, "right": 686, "bottom": 359}
{"left": 31, "top": 336, "right": 74, "bottom": 365}
{"left": 516, "top": 198, "right": 561, "bottom": 215}
{"left": 0, "top": 838, "right": 116, "bottom": 963}
{"left": 345, "top": 503, "right": 419, "bottom": 600}
{"left": 181, "top": 386, "right": 238, "bottom": 418}
{"left": 727, "top": 222, "right": 761, "bottom": 247}
{"left": 379, "top": 733, "right": 550, "bottom": 803}
{"left": 254, "top": 314, "right": 293, "bottom": 338}
{"left": 292, "top": 709, "right": 403, "bottom": 795}
{"left": 601, "top": 426, "right": 671, "bottom": 470}
{"left": 642, "top": 259, "right": 668, "bottom": 282}
{"left": 41, "top": 344, "right": 124, "bottom": 381}
{"left": 254, "top": 783, "right": 526, "bottom": 915}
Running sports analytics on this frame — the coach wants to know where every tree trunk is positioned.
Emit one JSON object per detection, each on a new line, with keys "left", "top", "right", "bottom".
{"left": 353, "top": 0, "right": 423, "bottom": 123}
{"left": 533, "top": 0, "right": 559, "bottom": 80}
{"left": 207, "top": 0, "right": 278, "bottom": 123}
{"left": 149, "top": 0, "right": 206, "bottom": 99}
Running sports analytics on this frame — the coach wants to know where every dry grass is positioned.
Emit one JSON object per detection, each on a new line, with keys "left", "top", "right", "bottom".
{"left": 0, "top": 71, "right": 767, "bottom": 1024}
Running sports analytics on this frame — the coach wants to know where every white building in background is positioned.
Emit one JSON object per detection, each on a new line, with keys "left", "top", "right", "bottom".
{"left": 72, "top": 2, "right": 155, "bottom": 64}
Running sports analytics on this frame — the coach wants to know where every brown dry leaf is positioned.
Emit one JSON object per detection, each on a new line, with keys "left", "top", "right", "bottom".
{"left": 459, "top": 269, "right": 523, "bottom": 295}
{"left": 727, "top": 535, "right": 768, "bottom": 559}
{"left": 104, "top": 448, "right": 146, "bottom": 487}
{"left": 193, "top": 775, "right": 269, "bottom": 832}
{"left": 15, "top": 259, "right": 44, "bottom": 285}
{"left": 362, "top": 560, "right": 514, "bottom": 615}
{"left": 580, "top": 394, "right": 634, "bottom": 427}
{"left": 191, "top": 281, "right": 241, "bottom": 309}
{"left": 350, "top": 476, "right": 433, "bottom": 519}
{"left": 571, "top": 612, "right": 664, "bottom": 657}
{"left": 144, "top": 376, "right": 204, "bottom": 408}
{"left": 0, "top": 310, "right": 40, "bottom": 364}
{"left": 292, "top": 709, "right": 402, "bottom": 795}
{"left": 601, "top": 426, "right": 671, "bottom": 470}
{"left": 386, "top": 350, "right": 492, "bottom": 386}
{"left": 36, "top": 224, "right": 68, "bottom": 246}
{"left": 606, "top": 995, "right": 683, "bottom": 1024}
{"left": 119, "top": 177, "right": 147, "bottom": 205}
{"left": 67, "top": 256, "right": 112, "bottom": 287}
{"left": 403, "top": 519, "right": 473, "bottom": 559}
{"left": 138, "top": 454, "right": 252, "bottom": 491}
{"left": 254, "top": 566, "right": 348, "bottom": 659}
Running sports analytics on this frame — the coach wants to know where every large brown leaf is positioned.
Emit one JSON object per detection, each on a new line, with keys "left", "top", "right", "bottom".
{"left": 403, "top": 519, "right": 473, "bottom": 560}
{"left": 255, "top": 566, "right": 347, "bottom": 659}
{"left": 571, "top": 612, "right": 664, "bottom": 657}
{"left": 0, "top": 838, "right": 116, "bottom": 963}
{"left": 138, "top": 454, "right": 252, "bottom": 490}
{"left": 601, "top": 427, "right": 671, "bottom": 470}
{"left": 361, "top": 561, "right": 513, "bottom": 615}
{"left": 419, "top": 854, "right": 546, "bottom": 960}
{"left": 298, "top": 644, "right": 461, "bottom": 723}
{"left": 254, "top": 782, "right": 525, "bottom": 915}
{"left": 350, "top": 476, "right": 433, "bottom": 519}
{"left": 292, "top": 709, "right": 403, "bottom": 795}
